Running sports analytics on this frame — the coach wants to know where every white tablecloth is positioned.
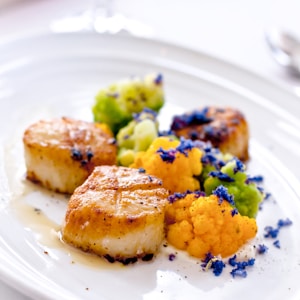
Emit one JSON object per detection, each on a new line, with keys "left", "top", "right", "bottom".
{"left": 0, "top": 0, "right": 299, "bottom": 298}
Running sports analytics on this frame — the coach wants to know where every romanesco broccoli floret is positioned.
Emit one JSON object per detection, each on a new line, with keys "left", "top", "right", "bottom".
{"left": 92, "top": 73, "right": 164, "bottom": 134}
{"left": 194, "top": 140, "right": 233, "bottom": 184}
{"left": 117, "top": 108, "right": 159, "bottom": 166}
{"left": 203, "top": 158, "right": 264, "bottom": 218}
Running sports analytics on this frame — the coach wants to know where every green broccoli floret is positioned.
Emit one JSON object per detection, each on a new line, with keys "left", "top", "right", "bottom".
{"left": 203, "top": 158, "right": 264, "bottom": 218}
{"left": 92, "top": 73, "right": 164, "bottom": 134}
{"left": 196, "top": 142, "right": 233, "bottom": 183}
{"left": 117, "top": 108, "right": 159, "bottom": 166}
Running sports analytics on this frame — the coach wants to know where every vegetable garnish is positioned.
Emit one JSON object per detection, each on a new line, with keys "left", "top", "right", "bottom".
{"left": 212, "top": 185, "right": 238, "bottom": 216}
{"left": 176, "top": 138, "right": 195, "bottom": 156}
{"left": 264, "top": 218, "right": 293, "bottom": 239}
{"left": 165, "top": 192, "right": 257, "bottom": 259}
{"left": 246, "top": 175, "right": 264, "bottom": 184}
{"left": 203, "top": 158, "right": 264, "bottom": 218}
{"left": 197, "top": 216, "right": 292, "bottom": 278}
{"left": 133, "top": 107, "right": 158, "bottom": 122}
{"left": 273, "top": 240, "right": 281, "bottom": 248}
{"left": 92, "top": 73, "right": 164, "bottom": 134}
{"left": 168, "top": 253, "right": 176, "bottom": 261}
{"left": 209, "top": 171, "right": 235, "bottom": 182}
{"left": 71, "top": 148, "right": 83, "bottom": 161}
{"left": 212, "top": 185, "right": 235, "bottom": 205}
{"left": 138, "top": 167, "right": 146, "bottom": 173}
{"left": 154, "top": 73, "right": 163, "bottom": 85}
{"left": 156, "top": 137, "right": 195, "bottom": 162}
{"left": 170, "top": 107, "right": 212, "bottom": 131}
{"left": 201, "top": 253, "right": 226, "bottom": 276}
{"left": 256, "top": 244, "right": 268, "bottom": 254}
{"left": 201, "top": 252, "right": 255, "bottom": 278}
{"left": 233, "top": 158, "right": 245, "bottom": 173}
{"left": 131, "top": 137, "right": 202, "bottom": 193}
{"left": 198, "top": 141, "right": 227, "bottom": 171}
{"left": 228, "top": 255, "right": 255, "bottom": 278}
{"left": 168, "top": 190, "right": 205, "bottom": 204}
{"left": 156, "top": 147, "right": 176, "bottom": 163}
{"left": 117, "top": 108, "right": 159, "bottom": 166}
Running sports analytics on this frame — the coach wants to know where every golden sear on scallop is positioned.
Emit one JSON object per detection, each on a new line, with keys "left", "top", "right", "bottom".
{"left": 171, "top": 106, "right": 249, "bottom": 161}
{"left": 23, "top": 117, "right": 117, "bottom": 194}
{"left": 62, "top": 165, "right": 169, "bottom": 264}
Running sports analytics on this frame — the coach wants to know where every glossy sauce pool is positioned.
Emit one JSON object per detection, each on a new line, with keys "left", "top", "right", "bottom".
{"left": 10, "top": 183, "right": 127, "bottom": 270}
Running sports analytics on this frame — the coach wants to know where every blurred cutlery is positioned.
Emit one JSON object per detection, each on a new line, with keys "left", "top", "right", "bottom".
{"left": 265, "top": 28, "right": 300, "bottom": 76}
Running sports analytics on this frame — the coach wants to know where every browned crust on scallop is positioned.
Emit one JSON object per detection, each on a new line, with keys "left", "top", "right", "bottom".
{"left": 61, "top": 166, "right": 169, "bottom": 260}
{"left": 23, "top": 117, "right": 117, "bottom": 193}
{"left": 172, "top": 107, "right": 249, "bottom": 161}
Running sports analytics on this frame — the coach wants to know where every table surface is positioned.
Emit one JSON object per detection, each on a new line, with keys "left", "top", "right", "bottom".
{"left": 0, "top": 0, "right": 299, "bottom": 298}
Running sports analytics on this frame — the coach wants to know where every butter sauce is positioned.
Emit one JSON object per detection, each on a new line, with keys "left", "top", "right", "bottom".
{"left": 9, "top": 182, "right": 123, "bottom": 269}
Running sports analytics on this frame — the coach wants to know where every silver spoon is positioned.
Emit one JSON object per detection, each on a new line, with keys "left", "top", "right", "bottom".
{"left": 265, "top": 28, "right": 300, "bottom": 76}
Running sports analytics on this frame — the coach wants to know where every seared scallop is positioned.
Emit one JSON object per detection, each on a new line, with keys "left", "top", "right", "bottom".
{"left": 23, "top": 117, "right": 117, "bottom": 194}
{"left": 170, "top": 106, "right": 249, "bottom": 161}
{"left": 61, "top": 165, "right": 169, "bottom": 264}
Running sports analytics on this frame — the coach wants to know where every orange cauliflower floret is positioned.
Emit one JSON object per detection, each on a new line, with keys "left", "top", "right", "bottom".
{"left": 131, "top": 137, "right": 202, "bottom": 193}
{"left": 165, "top": 188, "right": 257, "bottom": 259}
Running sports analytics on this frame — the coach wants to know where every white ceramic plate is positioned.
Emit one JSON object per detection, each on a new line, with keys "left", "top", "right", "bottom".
{"left": 1, "top": 32, "right": 300, "bottom": 300}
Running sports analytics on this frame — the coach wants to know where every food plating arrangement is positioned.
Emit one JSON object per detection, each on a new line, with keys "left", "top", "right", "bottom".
{"left": 21, "top": 73, "right": 293, "bottom": 279}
